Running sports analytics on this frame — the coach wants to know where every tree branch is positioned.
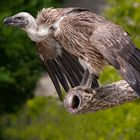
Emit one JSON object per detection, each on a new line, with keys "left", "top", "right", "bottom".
{"left": 64, "top": 80, "right": 139, "bottom": 114}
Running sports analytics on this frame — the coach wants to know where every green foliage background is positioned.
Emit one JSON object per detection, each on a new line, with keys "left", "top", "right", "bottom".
{"left": 1, "top": 97, "right": 140, "bottom": 140}
{"left": 0, "top": 0, "right": 140, "bottom": 139}
{"left": 0, "top": 0, "right": 63, "bottom": 113}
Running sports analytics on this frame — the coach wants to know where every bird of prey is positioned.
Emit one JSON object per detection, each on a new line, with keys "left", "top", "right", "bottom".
{"left": 43, "top": 7, "right": 140, "bottom": 94}
{"left": 3, "top": 7, "right": 140, "bottom": 96}
{"left": 3, "top": 9, "right": 99, "bottom": 101}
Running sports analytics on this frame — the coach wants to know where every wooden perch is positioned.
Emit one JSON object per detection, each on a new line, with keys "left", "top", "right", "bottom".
{"left": 64, "top": 80, "right": 139, "bottom": 114}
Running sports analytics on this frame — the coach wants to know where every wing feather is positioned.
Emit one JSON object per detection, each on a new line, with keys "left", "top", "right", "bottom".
{"left": 44, "top": 60, "right": 63, "bottom": 100}
{"left": 49, "top": 60, "right": 69, "bottom": 92}
{"left": 36, "top": 42, "right": 95, "bottom": 99}
{"left": 90, "top": 23, "right": 140, "bottom": 95}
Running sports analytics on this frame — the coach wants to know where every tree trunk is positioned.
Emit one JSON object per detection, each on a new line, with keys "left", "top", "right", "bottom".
{"left": 64, "top": 80, "right": 139, "bottom": 114}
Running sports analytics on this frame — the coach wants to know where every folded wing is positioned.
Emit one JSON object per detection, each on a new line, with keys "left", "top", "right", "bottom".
{"left": 90, "top": 23, "right": 140, "bottom": 95}
{"left": 36, "top": 40, "right": 98, "bottom": 101}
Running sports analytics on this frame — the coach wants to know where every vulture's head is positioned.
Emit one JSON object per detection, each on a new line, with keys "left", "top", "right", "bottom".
{"left": 3, "top": 12, "right": 35, "bottom": 29}
{"left": 3, "top": 11, "right": 62, "bottom": 42}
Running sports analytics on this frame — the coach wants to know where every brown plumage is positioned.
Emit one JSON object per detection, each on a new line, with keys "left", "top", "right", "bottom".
{"left": 3, "top": 9, "right": 99, "bottom": 101}
{"left": 3, "top": 7, "right": 140, "bottom": 97}
{"left": 37, "top": 7, "right": 140, "bottom": 95}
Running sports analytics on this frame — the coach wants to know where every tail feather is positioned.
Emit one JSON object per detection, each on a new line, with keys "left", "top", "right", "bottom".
{"left": 118, "top": 54, "right": 140, "bottom": 95}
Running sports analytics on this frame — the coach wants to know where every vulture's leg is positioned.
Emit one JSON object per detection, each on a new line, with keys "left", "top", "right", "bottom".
{"left": 78, "top": 58, "right": 99, "bottom": 88}
{"left": 80, "top": 69, "right": 89, "bottom": 86}
{"left": 85, "top": 73, "right": 96, "bottom": 88}
{"left": 80, "top": 70, "right": 98, "bottom": 89}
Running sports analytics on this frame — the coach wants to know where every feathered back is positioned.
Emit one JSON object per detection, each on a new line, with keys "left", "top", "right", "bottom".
{"left": 36, "top": 7, "right": 89, "bottom": 25}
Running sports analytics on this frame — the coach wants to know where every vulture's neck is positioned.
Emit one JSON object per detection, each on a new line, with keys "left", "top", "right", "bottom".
{"left": 24, "top": 21, "right": 49, "bottom": 42}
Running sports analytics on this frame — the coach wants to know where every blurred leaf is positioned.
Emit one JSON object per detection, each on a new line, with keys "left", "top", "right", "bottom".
{"left": 1, "top": 97, "right": 140, "bottom": 140}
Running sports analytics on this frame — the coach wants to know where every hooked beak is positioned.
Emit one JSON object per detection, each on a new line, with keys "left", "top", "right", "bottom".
{"left": 3, "top": 17, "right": 14, "bottom": 26}
{"left": 3, "top": 16, "right": 28, "bottom": 28}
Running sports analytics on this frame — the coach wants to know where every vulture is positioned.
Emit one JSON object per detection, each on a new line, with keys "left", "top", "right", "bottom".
{"left": 3, "top": 9, "right": 99, "bottom": 101}
{"left": 3, "top": 7, "right": 140, "bottom": 97}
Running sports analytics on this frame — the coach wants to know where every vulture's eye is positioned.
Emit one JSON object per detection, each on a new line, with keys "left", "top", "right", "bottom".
{"left": 14, "top": 16, "right": 24, "bottom": 20}
{"left": 49, "top": 26, "right": 55, "bottom": 31}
